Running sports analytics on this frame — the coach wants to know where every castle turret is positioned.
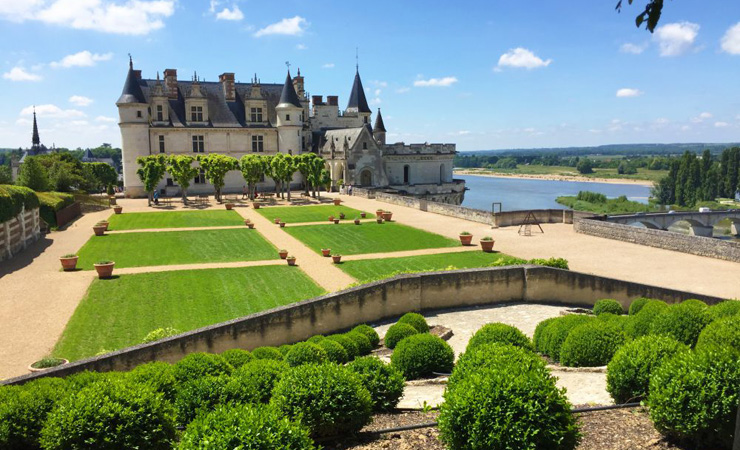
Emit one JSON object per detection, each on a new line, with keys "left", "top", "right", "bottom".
{"left": 373, "top": 108, "right": 386, "bottom": 145}
{"left": 345, "top": 68, "right": 372, "bottom": 125}
{"left": 276, "top": 70, "right": 303, "bottom": 153}
{"left": 116, "top": 56, "right": 149, "bottom": 197}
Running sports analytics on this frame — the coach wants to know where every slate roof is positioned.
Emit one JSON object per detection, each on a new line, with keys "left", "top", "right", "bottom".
{"left": 346, "top": 70, "right": 371, "bottom": 113}
{"left": 117, "top": 63, "right": 147, "bottom": 104}
{"left": 278, "top": 71, "right": 303, "bottom": 108}
{"left": 373, "top": 108, "right": 386, "bottom": 133}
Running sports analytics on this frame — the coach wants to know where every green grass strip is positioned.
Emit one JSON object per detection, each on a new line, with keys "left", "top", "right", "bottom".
{"left": 107, "top": 210, "right": 244, "bottom": 230}
{"left": 256, "top": 204, "right": 372, "bottom": 223}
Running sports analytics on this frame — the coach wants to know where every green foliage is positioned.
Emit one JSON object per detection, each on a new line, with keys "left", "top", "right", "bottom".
{"left": 593, "top": 299, "right": 624, "bottom": 316}
{"left": 285, "top": 342, "right": 328, "bottom": 367}
{"left": 449, "top": 343, "right": 546, "bottom": 388}
{"left": 279, "top": 344, "right": 293, "bottom": 356}
{"left": 466, "top": 323, "right": 533, "bottom": 353}
{"left": 29, "top": 357, "right": 66, "bottom": 369}
{"left": 127, "top": 362, "right": 177, "bottom": 401}
{"left": 223, "top": 359, "right": 290, "bottom": 404}
{"left": 383, "top": 323, "right": 419, "bottom": 349}
{"left": 397, "top": 312, "right": 429, "bottom": 333}
{"left": 345, "top": 331, "right": 373, "bottom": 355}
{"left": 0, "top": 185, "right": 39, "bottom": 222}
{"left": 178, "top": 403, "right": 315, "bottom": 450}
{"left": 174, "top": 375, "right": 228, "bottom": 426}
{"left": 271, "top": 363, "right": 372, "bottom": 438}
{"left": 327, "top": 334, "right": 360, "bottom": 359}
{"left": 628, "top": 297, "right": 652, "bottom": 315}
{"left": 649, "top": 348, "right": 740, "bottom": 449}
{"left": 252, "top": 346, "right": 284, "bottom": 361}
{"left": 649, "top": 302, "right": 710, "bottom": 347}
{"left": 172, "top": 352, "right": 233, "bottom": 384}
{"left": 576, "top": 190, "right": 607, "bottom": 203}
{"left": 537, "top": 314, "right": 596, "bottom": 361}
{"left": 167, "top": 155, "right": 199, "bottom": 200}
{"left": 0, "top": 165, "right": 11, "bottom": 184}
{"left": 352, "top": 324, "right": 380, "bottom": 347}
{"left": 40, "top": 379, "right": 176, "bottom": 450}
{"left": 707, "top": 300, "right": 740, "bottom": 322}
{"left": 597, "top": 312, "right": 630, "bottom": 331}
{"left": 696, "top": 316, "right": 740, "bottom": 353}
{"left": 16, "top": 157, "right": 49, "bottom": 191}
{"left": 0, "top": 378, "right": 68, "bottom": 449}
{"left": 624, "top": 300, "right": 668, "bottom": 338}
{"left": 196, "top": 154, "right": 239, "bottom": 201}
{"left": 576, "top": 157, "right": 594, "bottom": 174}
{"left": 84, "top": 162, "right": 118, "bottom": 193}
{"left": 606, "top": 335, "right": 688, "bottom": 404}
{"left": 527, "top": 257, "right": 570, "bottom": 269}
{"left": 220, "top": 349, "right": 254, "bottom": 369}
{"left": 556, "top": 194, "right": 654, "bottom": 214}
{"left": 239, "top": 154, "right": 270, "bottom": 200}
{"left": 36, "top": 191, "right": 74, "bottom": 227}
{"left": 391, "top": 333, "right": 454, "bottom": 379}
{"left": 560, "top": 322, "right": 627, "bottom": 367}
{"left": 347, "top": 356, "right": 406, "bottom": 412}
{"left": 533, "top": 317, "right": 558, "bottom": 353}
{"left": 141, "top": 327, "right": 179, "bottom": 344}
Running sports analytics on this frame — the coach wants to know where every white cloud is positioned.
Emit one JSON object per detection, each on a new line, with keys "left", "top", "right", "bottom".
{"left": 456, "top": 130, "right": 471, "bottom": 135}
{"left": 690, "top": 112, "right": 712, "bottom": 123}
{"left": 620, "top": 42, "right": 648, "bottom": 54}
{"left": 371, "top": 80, "right": 388, "bottom": 88}
{"left": 50, "top": 51, "right": 112, "bottom": 68}
{"left": 296, "top": 43, "right": 307, "bottom": 50}
{"left": 370, "top": 97, "right": 381, "bottom": 106}
{"left": 616, "top": 88, "right": 642, "bottom": 97}
{"left": 721, "top": 22, "right": 740, "bottom": 55}
{"left": 321, "top": 63, "right": 334, "bottom": 69}
{"left": 654, "top": 22, "right": 700, "bottom": 57}
{"left": 395, "top": 87, "right": 410, "bottom": 94}
{"left": 215, "top": 5, "right": 243, "bottom": 21}
{"left": 497, "top": 48, "right": 552, "bottom": 70}
{"left": 95, "top": 115, "right": 118, "bottom": 123}
{"left": 715, "top": 121, "right": 729, "bottom": 128}
{"left": 654, "top": 118, "right": 670, "bottom": 125}
{"left": 254, "top": 16, "right": 307, "bottom": 37}
{"left": 3, "top": 66, "right": 42, "bottom": 81}
{"left": 20, "top": 104, "right": 85, "bottom": 118}
{"left": 69, "top": 95, "right": 93, "bottom": 106}
{"left": 413, "top": 76, "right": 458, "bottom": 87}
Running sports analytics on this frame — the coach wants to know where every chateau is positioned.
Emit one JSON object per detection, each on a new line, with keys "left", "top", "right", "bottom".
{"left": 117, "top": 59, "right": 465, "bottom": 204}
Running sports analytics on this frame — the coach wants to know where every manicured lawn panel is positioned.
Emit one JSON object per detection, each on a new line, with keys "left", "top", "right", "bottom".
{"left": 107, "top": 210, "right": 244, "bottom": 230}
{"left": 283, "top": 222, "right": 459, "bottom": 255}
{"left": 339, "top": 252, "right": 521, "bottom": 283}
{"left": 76, "top": 228, "right": 277, "bottom": 269}
{"left": 53, "top": 265, "right": 326, "bottom": 361}
{"left": 256, "top": 204, "right": 372, "bottom": 223}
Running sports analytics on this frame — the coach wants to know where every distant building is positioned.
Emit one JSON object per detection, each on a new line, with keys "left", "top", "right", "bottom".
{"left": 116, "top": 58, "right": 465, "bottom": 203}
{"left": 81, "top": 148, "right": 116, "bottom": 169}
{"left": 11, "top": 109, "right": 56, "bottom": 181}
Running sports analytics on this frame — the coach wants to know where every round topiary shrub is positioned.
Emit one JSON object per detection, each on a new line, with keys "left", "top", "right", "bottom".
{"left": 271, "top": 363, "right": 372, "bottom": 438}
{"left": 465, "top": 323, "right": 533, "bottom": 353}
{"left": 65, "top": 370, "right": 126, "bottom": 389}
{"left": 251, "top": 346, "right": 284, "bottom": 361}
{"left": 560, "top": 322, "right": 626, "bottom": 367}
{"left": 178, "top": 403, "right": 314, "bottom": 450}
{"left": 439, "top": 367, "right": 580, "bottom": 450}
{"left": 397, "top": 312, "right": 429, "bottom": 333}
{"left": 128, "top": 361, "right": 177, "bottom": 401}
{"left": 327, "top": 334, "right": 360, "bottom": 359}
{"left": 680, "top": 298, "right": 708, "bottom": 310}
{"left": 220, "top": 349, "right": 254, "bottom": 369}
{"left": 696, "top": 315, "right": 740, "bottom": 353}
{"left": 278, "top": 344, "right": 293, "bottom": 356}
{"left": 223, "top": 359, "right": 290, "bottom": 404}
{"left": 707, "top": 300, "right": 740, "bottom": 322}
{"left": 285, "top": 342, "right": 328, "bottom": 367}
{"left": 533, "top": 317, "right": 558, "bottom": 353}
{"left": 347, "top": 356, "right": 405, "bottom": 412}
{"left": 597, "top": 312, "right": 630, "bottom": 331}
{"left": 307, "top": 335, "right": 325, "bottom": 344}
{"left": 391, "top": 333, "right": 454, "bottom": 379}
{"left": 628, "top": 297, "right": 652, "bottom": 316}
{"left": 606, "top": 335, "right": 688, "bottom": 404}
{"left": 384, "top": 323, "right": 419, "bottom": 349}
{"left": 593, "top": 299, "right": 624, "bottom": 316}
{"left": 40, "top": 379, "right": 176, "bottom": 450}
{"left": 174, "top": 375, "right": 228, "bottom": 426}
{"left": 449, "top": 343, "right": 547, "bottom": 388}
{"left": 648, "top": 347, "right": 740, "bottom": 449}
{"left": 172, "top": 352, "right": 232, "bottom": 383}
{"left": 0, "top": 377, "right": 68, "bottom": 450}
{"left": 624, "top": 300, "right": 669, "bottom": 339}
{"left": 649, "top": 302, "right": 710, "bottom": 347}
{"left": 352, "top": 324, "right": 380, "bottom": 347}
{"left": 317, "top": 338, "right": 349, "bottom": 364}
{"left": 345, "top": 331, "right": 373, "bottom": 355}
{"left": 538, "top": 314, "right": 595, "bottom": 362}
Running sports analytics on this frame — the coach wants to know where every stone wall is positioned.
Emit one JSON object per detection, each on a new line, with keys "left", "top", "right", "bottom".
{"left": 4, "top": 265, "right": 726, "bottom": 386}
{"left": 574, "top": 218, "right": 740, "bottom": 263}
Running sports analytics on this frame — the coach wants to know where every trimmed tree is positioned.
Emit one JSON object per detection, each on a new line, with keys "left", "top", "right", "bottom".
{"left": 239, "top": 154, "right": 268, "bottom": 200}
{"left": 197, "top": 154, "right": 238, "bottom": 203}
{"left": 136, "top": 154, "right": 168, "bottom": 206}
{"left": 167, "top": 155, "right": 199, "bottom": 204}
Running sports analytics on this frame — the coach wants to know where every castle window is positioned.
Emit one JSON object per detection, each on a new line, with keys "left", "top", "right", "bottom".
{"left": 166, "top": 178, "right": 174, "bottom": 186}
{"left": 192, "top": 135, "right": 205, "bottom": 153}
{"left": 251, "top": 135, "right": 264, "bottom": 152}
{"left": 403, "top": 165, "right": 410, "bottom": 184}
{"left": 158, "top": 135, "right": 165, "bottom": 153}
{"left": 363, "top": 142, "right": 367, "bottom": 150}
{"left": 364, "top": 116, "right": 368, "bottom": 124}
{"left": 156, "top": 105, "right": 163, "bottom": 121}
{"left": 286, "top": 114, "right": 290, "bottom": 121}
{"left": 137, "top": 110, "right": 142, "bottom": 118}
{"left": 250, "top": 108, "right": 263, "bottom": 122}
{"left": 194, "top": 169, "right": 206, "bottom": 184}
{"left": 190, "top": 106, "right": 203, "bottom": 122}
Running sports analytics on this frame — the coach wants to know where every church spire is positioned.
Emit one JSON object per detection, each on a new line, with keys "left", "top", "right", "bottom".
{"left": 346, "top": 68, "right": 371, "bottom": 114}
{"left": 31, "top": 107, "right": 40, "bottom": 150}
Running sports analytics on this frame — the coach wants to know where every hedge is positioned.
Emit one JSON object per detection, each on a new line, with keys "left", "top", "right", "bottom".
{"left": 127, "top": 362, "right": 177, "bottom": 402}
{"left": 0, "top": 378, "right": 68, "bottom": 449}
{"left": 251, "top": 346, "right": 284, "bottom": 361}
{"left": 317, "top": 338, "right": 349, "bottom": 364}
{"left": 223, "top": 359, "right": 289, "bottom": 404}
{"left": 220, "top": 349, "right": 254, "bottom": 369}
{"left": 36, "top": 191, "right": 75, "bottom": 227}
{"left": 0, "top": 185, "right": 39, "bottom": 223}
{"left": 171, "top": 353, "right": 233, "bottom": 384}
{"left": 707, "top": 300, "right": 740, "bottom": 322}
{"left": 345, "top": 331, "right": 373, "bottom": 356}
{"left": 174, "top": 376, "right": 228, "bottom": 426}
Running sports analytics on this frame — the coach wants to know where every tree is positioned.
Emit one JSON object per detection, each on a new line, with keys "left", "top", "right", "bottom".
{"left": 136, "top": 154, "right": 168, "bottom": 206}
{"left": 197, "top": 154, "right": 238, "bottom": 202}
{"left": 36, "top": 153, "right": 85, "bottom": 192}
{"left": 167, "top": 155, "right": 199, "bottom": 204}
{"left": 576, "top": 158, "right": 594, "bottom": 174}
{"left": 616, "top": 0, "right": 664, "bottom": 33}
{"left": 16, "top": 156, "right": 50, "bottom": 191}
{"left": 0, "top": 165, "right": 11, "bottom": 184}
{"left": 269, "top": 153, "right": 297, "bottom": 201}
{"left": 83, "top": 162, "right": 118, "bottom": 193}
{"left": 239, "top": 154, "right": 268, "bottom": 200}
{"left": 295, "top": 153, "right": 327, "bottom": 199}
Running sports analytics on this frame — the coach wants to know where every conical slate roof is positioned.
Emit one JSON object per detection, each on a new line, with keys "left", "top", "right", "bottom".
{"left": 117, "top": 59, "right": 147, "bottom": 104}
{"left": 373, "top": 108, "right": 386, "bottom": 132}
{"left": 278, "top": 71, "right": 302, "bottom": 108}
{"left": 346, "top": 69, "right": 371, "bottom": 113}
{"left": 31, "top": 110, "right": 40, "bottom": 146}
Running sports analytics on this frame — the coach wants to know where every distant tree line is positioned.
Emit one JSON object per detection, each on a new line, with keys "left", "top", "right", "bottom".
{"left": 454, "top": 153, "right": 673, "bottom": 173}
{"left": 12, "top": 152, "right": 118, "bottom": 194}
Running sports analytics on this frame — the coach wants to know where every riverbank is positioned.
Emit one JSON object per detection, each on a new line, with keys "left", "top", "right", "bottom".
{"left": 454, "top": 169, "right": 655, "bottom": 187}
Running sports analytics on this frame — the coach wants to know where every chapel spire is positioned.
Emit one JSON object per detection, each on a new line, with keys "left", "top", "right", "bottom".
{"left": 31, "top": 107, "right": 40, "bottom": 150}
{"left": 346, "top": 68, "right": 371, "bottom": 114}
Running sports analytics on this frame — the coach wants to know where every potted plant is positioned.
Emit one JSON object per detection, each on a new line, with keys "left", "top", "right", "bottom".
{"left": 94, "top": 260, "right": 115, "bottom": 279}
{"left": 459, "top": 231, "right": 473, "bottom": 246}
{"left": 382, "top": 211, "right": 393, "bottom": 221}
{"left": 328, "top": 215, "right": 335, "bottom": 222}
{"left": 480, "top": 236, "right": 495, "bottom": 252}
{"left": 93, "top": 223, "right": 107, "bottom": 236}
{"left": 339, "top": 212, "right": 346, "bottom": 220}
{"left": 286, "top": 255, "right": 297, "bottom": 266}
{"left": 278, "top": 249, "right": 288, "bottom": 259}
{"left": 376, "top": 217, "right": 384, "bottom": 224}
{"left": 360, "top": 212, "right": 367, "bottom": 218}
{"left": 225, "top": 202, "right": 235, "bottom": 210}
{"left": 274, "top": 218, "right": 281, "bottom": 224}
{"left": 354, "top": 217, "right": 361, "bottom": 225}
{"left": 247, "top": 222, "right": 255, "bottom": 229}
{"left": 109, "top": 196, "right": 117, "bottom": 206}
{"left": 332, "top": 254, "right": 342, "bottom": 264}
{"left": 279, "top": 221, "right": 286, "bottom": 228}
{"left": 376, "top": 209, "right": 384, "bottom": 218}
{"left": 252, "top": 202, "right": 261, "bottom": 209}
{"left": 333, "top": 198, "right": 342, "bottom": 206}
{"left": 321, "top": 248, "right": 331, "bottom": 257}
{"left": 97, "top": 220, "right": 110, "bottom": 231}
{"left": 28, "top": 357, "right": 68, "bottom": 373}
{"left": 333, "top": 218, "right": 340, "bottom": 224}
{"left": 113, "top": 205, "right": 123, "bottom": 214}
{"left": 60, "top": 254, "right": 79, "bottom": 271}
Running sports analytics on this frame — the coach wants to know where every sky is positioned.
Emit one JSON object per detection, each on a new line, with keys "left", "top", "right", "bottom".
{"left": 1, "top": 1, "right": 740, "bottom": 152}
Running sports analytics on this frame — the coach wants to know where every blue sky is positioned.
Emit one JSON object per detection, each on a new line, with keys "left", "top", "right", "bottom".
{"left": 1, "top": 1, "right": 739, "bottom": 151}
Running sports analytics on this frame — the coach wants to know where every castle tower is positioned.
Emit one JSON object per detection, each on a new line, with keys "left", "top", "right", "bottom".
{"left": 345, "top": 68, "right": 372, "bottom": 125}
{"left": 116, "top": 56, "right": 149, "bottom": 197}
{"left": 275, "top": 70, "right": 303, "bottom": 154}
{"left": 373, "top": 108, "right": 386, "bottom": 145}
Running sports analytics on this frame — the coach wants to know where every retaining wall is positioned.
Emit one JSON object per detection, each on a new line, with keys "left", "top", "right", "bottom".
{"left": 55, "top": 202, "right": 81, "bottom": 228}
{"left": 0, "top": 207, "right": 40, "bottom": 262}
{"left": 574, "top": 218, "right": 740, "bottom": 263}
{"left": 4, "top": 265, "right": 725, "bottom": 386}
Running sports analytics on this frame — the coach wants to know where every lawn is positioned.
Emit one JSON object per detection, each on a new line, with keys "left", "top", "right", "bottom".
{"left": 107, "top": 210, "right": 244, "bottom": 230}
{"left": 76, "top": 228, "right": 278, "bottom": 269}
{"left": 283, "top": 222, "right": 459, "bottom": 255}
{"left": 256, "top": 204, "right": 372, "bottom": 223}
{"left": 53, "top": 265, "right": 326, "bottom": 361}
{"left": 339, "top": 251, "right": 521, "bottom": 283}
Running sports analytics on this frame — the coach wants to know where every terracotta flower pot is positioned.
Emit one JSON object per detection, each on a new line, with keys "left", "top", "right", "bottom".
{"left": 279, "top": 222, "right": 286, "bottom": 228}
{"left": 98, "top": 221, "right": 109, "bottom": 231}
{"left": 274, "top": 218, "right": 281, "bottom": 224}
{"left": 93, "top": 225, "right": 106, "bottom": 236}
{"left": 321, "top": 248, "right": 331, "bottom": 257}
{"left": 252, "top": 202, "right": 261, "bottom": 209}
{"left": 247, "top": 223, "right": 255, "bottom": 229}
{"left": 28, "top": 358, "right": 68, "bottom": 373}
{"left": 328, "top": 216, "right": 335, "bottom": 222}
{"left": 333, "top": 219, "right": 340, "bottom": 224}
{"left": 480, "top": 240, "right": 495, "bottom": 252}
{"left": 94, "top": 262, "right": 115, "bottom": 279}
{"left": 459, "top": 234, "right": 473, "bottom": 246}
{"left": 376, "top": 209, "right": 384, "bottom": 218}
{"left": 225, "top": 203, "right": 234, "bottom": 210}
{"left": 382, "top": 212, "right": 393, "bottom": 221}
{"left": 332, "top": 255, "right": 342, "bottom": 264}
{"left": 113, "top": 205, "right": 122, "bottom": 214}
{"left": 279, "top": 250, "right": 288, "bottom": 259}
{"left": 360, "top": 212, "right": 366, "bottom": 218}
{"left": 333, "top": 199, "right": 341, "bottom": 206}
{"left": 287, "top": 257, "right": 297, "bottom": 266}
{"left": 376, "top": 218, "right": 384, "bottom": 224}
{"left": 339, "top": 213, "right": 345, "bottom": 219}
{"left": 109, "top": 197, "right": 117, "bottom": 206}
{"left": 354, "top": 219, "right": 361, "bottom": 225}
{"left": 60, "top": 256, "right": 78, "bottom": 271}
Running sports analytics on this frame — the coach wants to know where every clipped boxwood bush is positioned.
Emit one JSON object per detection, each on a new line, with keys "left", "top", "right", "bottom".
{"left": 624, "top": 300, "right": 668, "bottom": 339}
{"left": 680, "top": 298, "right": 708, "bottom": 310}
{"left": 307, "top": 335, "right": 325, "bottom": 344}
{"left": 707, "top": 300, "right": 740, "bottom": 322}
{"left": 465, "top": 323, "right": 533, "bottom": 353}
{"left": 347, "top": 356, "right": 405, "bottom": 412}
{"left": 391, "top": 333, "right": 454, "bottom": 379}
{"left": 696, "top": 315, "right": 740, "bottom": 353}
{"left": 128, "top": 362, "right": 177, "bottom": 401}
{"left": 174, "top": 375, "right": 228, "bottom": 426}
{"left": 178, "top": 403, "right": 314, "bottom": 450}
{"left": 649, "top": 348, "right": 740, "bottom": 449}
{"left": 649, "top": 302, "right": 710, "bottom": 347}
{"left": 172, "top": 352, "right": 232, "bottom": 383}
{"left": 251, "top": 346, "right": 284, "bottom": 361}
{"left": 352, "top": 324, "right": 380, "bottom": 347}
{"left": 538, "top": 314, "right": 595, "bottom": 361}
{"left": 345, "top": 331, "right": 373, "bottom": 355}
{"left": 327, "top": 334, "right": 360, "bottom": 359}
{"left": 278, "top": 344, "right": 293, "bottom": 356}
{"left": 0, "top": 377, "right": 68, "bottom": 450}
{"left": 40, "top": 379, "right": 176, "bottom": 450}
{"left": 606, "top": 335, "right": 688, "bottom": 404}
{"left": 383, "top": 323, "right": 419, "bottom": 350}
{"left": 449, "top": 343, "right": 547, "bottom": 388}
{"left": 533, "top": 317, "right": 558, "bottom": 353}
{"left": 397, "top": 312, "right": 429, "bottom": 333}
{"left": 220, "top": 349, "right": 254, "bottom": 369}
{"left": 317, "top": 338, "right": 349, "bottom": 364}
{"left": 285, "top": 342, "right": 328, "bottom": 367}
{"left": 560, "top": 322, "right": 626, "bottom": 367}
{"left": 597, "top": 312, "right": 630, "bottom": 331}
{"left": 271, "top": 363, "right": 372, "bottom": 437}
{"left": 223, "top": 359, "right": 290, "bottom": 404}
{"left": 628, "top": 297, "right": 652, "bottom": 316}
{"left": 0, "top": 185, "right": 39, "bottom": 223}
{"left": 593, "top": 299, "right": 624, "bottom": 316}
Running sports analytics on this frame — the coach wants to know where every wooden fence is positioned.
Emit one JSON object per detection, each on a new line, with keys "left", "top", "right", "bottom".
{"left": 1, "top": 206, "right": 41, "bottom": 262}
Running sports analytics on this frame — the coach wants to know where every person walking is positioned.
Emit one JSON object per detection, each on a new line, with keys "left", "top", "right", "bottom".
{"left": 242, "top": 185, "right": 248, "bottom": 200}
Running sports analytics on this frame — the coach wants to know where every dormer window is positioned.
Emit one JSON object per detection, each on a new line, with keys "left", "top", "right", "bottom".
{"left": 250, "top": 108, "right": 263, "bottom": 123}
{"left": 191, "top": 106, "right": 203, "bottom": 122}
{"left": 156, "top": 105, "right": 163, "bottom": 121}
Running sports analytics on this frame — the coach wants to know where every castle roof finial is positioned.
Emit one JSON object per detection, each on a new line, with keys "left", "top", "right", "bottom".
{"left": 356, "top": 47, "right": 359, "bottom": 72}
{"left": 128, "top": 53, "right": 133, "bottom": 69}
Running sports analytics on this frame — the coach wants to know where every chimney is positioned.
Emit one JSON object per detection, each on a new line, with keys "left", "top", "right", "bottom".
{"left": 219, "top": 72, "right": 235, "bottom": 102}
{"left": 164, "top": 68, "right": 178, "bottom": 99}
{"left": 312, "top": 95, "right": 324, "bottom": 106}
{"left": 327, "top": 95, "right": 338, "bottom": 106}
{"left": 133, "top": 70, "right": 142, "bottom": 79}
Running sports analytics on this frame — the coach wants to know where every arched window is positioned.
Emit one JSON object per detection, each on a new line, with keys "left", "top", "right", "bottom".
{"left": 403, "top": 165, "right": 410, "bottom": 184}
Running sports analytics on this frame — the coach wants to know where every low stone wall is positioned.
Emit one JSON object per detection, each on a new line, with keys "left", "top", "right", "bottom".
{"left": 4, "top": 265, "right": 725, "bottom": 386}
{"left": 574, "top": 218, "right": 740, "bottom": 263}
{"left": 351, "top": 187, "right": 375, "bottom": 199}
{"left": 55, "top": 202, "right": 81, "bottom": 228}
{"left": 0, "top": 207, "right": 41, "bottom": 262}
